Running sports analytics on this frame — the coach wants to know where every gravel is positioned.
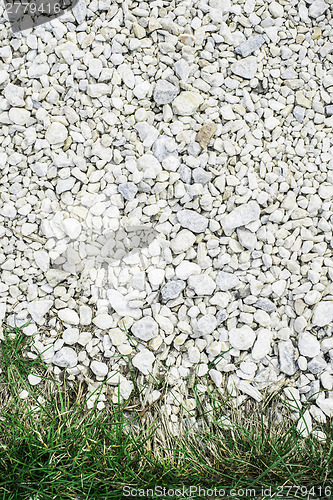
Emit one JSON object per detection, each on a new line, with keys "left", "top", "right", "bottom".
{"left": 1, "top": 0, "right": 333, "bottom": 435}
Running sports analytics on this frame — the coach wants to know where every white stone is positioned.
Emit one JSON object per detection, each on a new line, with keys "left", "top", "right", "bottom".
{"left": 269, "top": 1, "right": 284, "bottom": 17}
{"left": 19, "top": 390, "right": 29, "bottom": 400}
{"left": 221, "top": 201, "right": 260, "bottom": 233}
{"left": 216, "top": 271, "right": 240, "bottom": 291}
{"left": 188, "top": 346, "right": 200, "bottom": 364}
{"left": 172, "top": 91, "right": 204, "bottom": 115}
{"left": 308, "top": 0, "right": 328, "bottom": 18}
{"left": 161, "top": 280, "right": 185, "bottom": 301}
{"left": 87, "top": 84, "right": 110, "bottom": 97}
{"left": 177, "top": 210, "right": 208, "bottom": 233}
{"left": 72, "top": 0, "right": 87, "bottom": 23}
{"left": 34, "top": 250, "right": 50, "bottom": 272}
{"left": 209, "top": 369, "right": 222, "bottom": 387}
{"left": 265, "top": 116, "right": 280, "bottom": 131}
{"left": 45, "top": 269, "right": 70, "bottom": 287}
{"left": 298, "top": 332, "right": 320, "bottom": 358}
{"left": 52, "top": 347, "right": 78, "bottom": 368}
{"left": 194, "top": 315, "right": 218, "bottom": 336}
{"left": 58, "top": 308, "right": 80, "bottom": 325}
{"left": 220, "top": 104, "right": 236, "bottom": 120}
{"left": 278, "top": 340, "right": 297, "bottom": 375}
{"left": 27, "top": 300, "right": 53, "bottom": 324}
{"left": 28, "top": 374, "right": 42, "bottom": 386}
{"left": 79, "top": 305, "right": 92, "bottom": 325}
{"left": 107, "top": 290, "right": 141, "bottom": 319}
{"left": 132, "top": 317, "right": 158, "bottom": 341}
{"left": 188, "top": 274, "right": 216, "bottom": 295}
{"left": 231, "top": 56, "right": 257, "bottom": 79}
{"left": 254, "top": 310, "right": 271, "bottom": 327}
{"left": 229, "top": 325, "right": 256, "bottom": 350}
{"left": 132, "top": 348, "right": 155, "bottom": 375}
{"left": 238, "top": 381, "right": 262, "bottom": 402}
{"left": 312, "top": 301, "right": 333, "bottom": 327}
{"left": 235, "top": 35, "right": 265, "bottom": 57}
{"left": 137, "top": 154, "right": 162, "bottom": 178}
{"left": 148, "top": 269, "right": 165, "bottom": 287}
{"left": 91, "top": 361, "right": 108, "bottom": 377}
{"left": 63, "top": 328, "right": 80, "bottom": 345}
{"left": 93, "top": 314, "right": 114, "bottom": 329}
{"left": 88, "top": 59, "right": 103, "bottom": 79}
{"left": 296, "top": 410, "right": 312, "bottom": 437}
{"left": 9, "top": 108, "right": 30, "bottom": 126}
{"left": 45, "top": 122, "right": 68, "bottom": 145}
{"left": 316, "top": 396, "right": 333, "bottom": 417}
{"left": 170, "top": 229, "right": 196, "bottom": 254}
{"left": 175, "top": 261, "right": 201, "bottom": 280}
{"left": 272, "top": 280, "right": 286, "bottom": 297}
{"left": 120, "top": 379, "right": 134, "bottom": 399}
{"left": 153, "top": 80, "right": 178, "bottom": 105}
{"left": 252, "top": 329, "right": 273, "bottom": 360}
{"left": 62, "top": 218, "right": 81, "bottom": 239}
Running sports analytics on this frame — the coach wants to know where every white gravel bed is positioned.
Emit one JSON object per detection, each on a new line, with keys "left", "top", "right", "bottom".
{"left": 0, "top": 0, "right": 333, "bottom": 436}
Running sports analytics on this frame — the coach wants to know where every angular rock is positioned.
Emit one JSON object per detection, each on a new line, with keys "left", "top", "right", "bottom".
{"left": 298, "top": 332, "right": 320, "bottom": 358}
{"left": 63, "top": 328, "right": 80, "bottom": 345}
{"left": 192, "top": 167, "right": 212, "bottom": 184}
{"left": 170, "top": 229, "right": 196, "bottom": 254}
{"left": 58, "top": 308, "right": 80, "bottom": 325}
{"left": 175, "top": 261, "right": 201, "bottom": 280}
{"left": 52, "top": 347, "right": 78, "bottom": 368}
{"left": 177, "top": 210, "right": 208, "bottom": 233}
{"left": 254, "top": 298, "right": 276, "bottom": 312}
{"left": 172, "top": 91, "right": 203, "bottom": 115}
{"left": 93, "top": 313, "right": 114, "bottom": 329}
{"left": 45, "top": 122, "right": 67, "bottom": 145}
{"left": 118, "top": 182, "right": 138, "bottom": 200}
{"left": 188, "top": 274, "right": 216, "bottom": 295}
{"left": 231, "top": 56, "right": 257, "bottom": 79}
{"left": 309, "top": 0, "right": 328, "bottom": 18}
{"left": 72, "top": 0, "right": 87, "bottom": 23}
{"left": 235, "top": 35, "right": 265, "bottom": 57}
{"left": 209, "top": 369, "right": 222, "bottom": 387}
{"left": 107, "top": 290, "right": 141, "bottom": 319}
{"left": 153, "top": 80, "right": 178, "bottom": 105}
{"left": 252, "top": 329, "right": 273, "bottom": 360}
{"left": 132, "top": 348, "right": 155, "bottom": 375}
{"left": 161, "top": 280, "right": 185, "bottom": 301}
{"left": 45, "top": 269, "right": 70, "bottom": 287}
{"left": 229, "top": 325, "right": 256, "bottom": 350}
{"left": 221, "top": 201, "right": 260, "bottom": 233}
{"left": 195, "top": 123, "right": 217, "bottom": 148}
{"left": 238, "top": 380, "right": 263, "bottom": 402}
{"left": 152, "top": 136, "right": 177, "bottom": 162}
{"left": 27, "top": 300, "right": 53, "bottom": 324}
{"left": 132, "top": 316, "right": 158, "bottom": 341}
{"left": 216, "top": 271, "right": 240, "bottom": 291}
{"left": 91, "top": 361, "right": 108, "bottom": 377}
{"left": 194, "top": 315, "right": 218, "bottom": 336}
{"left": 312, "top": 301, "right": 333, "bottom": 327}
{"left": 307, "top": 355, "right": 327, "bottom": 375}
{"left": 62, "top": 218, "right": 82, "bottom": 239}
{"left": 278, "top": 340, "right": 297, "bottom": 375}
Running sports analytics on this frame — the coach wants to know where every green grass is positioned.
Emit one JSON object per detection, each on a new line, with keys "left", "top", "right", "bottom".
{"left": 0, "top": 324, "right": 332, "bottom": 499}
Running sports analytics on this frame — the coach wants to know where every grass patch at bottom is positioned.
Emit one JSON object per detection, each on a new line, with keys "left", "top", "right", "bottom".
{"left": 0, "top": 325, "right": 332, "bottom": 499}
